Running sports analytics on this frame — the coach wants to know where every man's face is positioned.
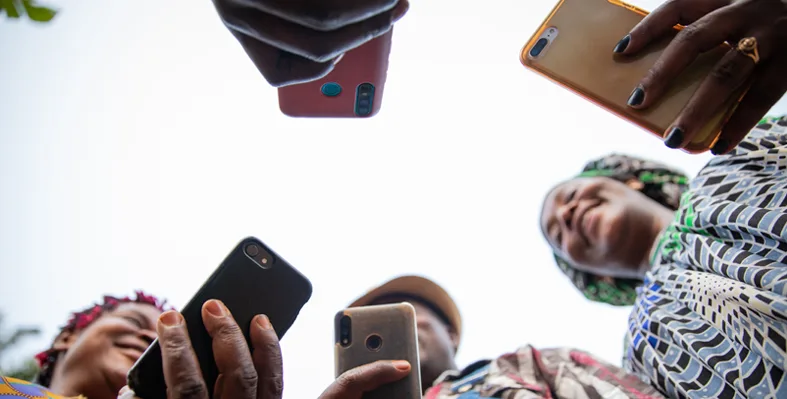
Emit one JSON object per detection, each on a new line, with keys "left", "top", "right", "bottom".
{"left": 370, "top": 296, "right": 458, "bottom": 386}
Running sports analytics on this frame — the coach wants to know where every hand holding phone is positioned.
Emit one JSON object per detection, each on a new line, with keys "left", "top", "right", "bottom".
{"left": 334, "top": 303, "right": 422, "bottom": 399}
{"left": 120, "top": 301, "right": 283, "bottom": 399}
{"left": 213, "top": 0, "right": 408, "bottom": 87}
{"left": 610, "top": 0, "right": 787, "bottom": 154}
{"left": 520, "top": 0, "right": 748, "bottom": 153}
{"left": 127, "top": 237, "right": 312, "bottom": 399}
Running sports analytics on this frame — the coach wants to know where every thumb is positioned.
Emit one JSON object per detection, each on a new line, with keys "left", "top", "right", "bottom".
{"left": 117, "top": 386, "right": 139, "bottom": 399}
{"left": 319, "top": 360, "right": 411, "bottom": 399}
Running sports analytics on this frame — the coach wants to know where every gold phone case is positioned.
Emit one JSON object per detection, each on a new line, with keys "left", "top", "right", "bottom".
{"left": 334, "top": 303, "right": 421, "bottom": 399}
{"left": 520, "top": 0, "right": 745, "bottom": 153}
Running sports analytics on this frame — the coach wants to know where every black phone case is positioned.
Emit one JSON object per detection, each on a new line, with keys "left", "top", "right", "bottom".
{"left": 126, "top": 236, "right": 313, "bottom": 399}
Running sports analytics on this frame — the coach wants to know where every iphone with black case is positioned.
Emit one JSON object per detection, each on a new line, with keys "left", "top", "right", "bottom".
{"left": 127, "top": 237, "right": 313, "bottom": 399}
{"left": 335, "top": 303, "right": 421, "bottom": 399}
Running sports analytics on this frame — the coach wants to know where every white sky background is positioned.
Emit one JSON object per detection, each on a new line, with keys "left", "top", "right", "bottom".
{"left": 1, "top": 0, "right": 786, "bottom": 397}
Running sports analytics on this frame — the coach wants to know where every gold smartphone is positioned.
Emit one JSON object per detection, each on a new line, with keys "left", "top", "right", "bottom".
{"left": 334, "top": 303, "right": 421, "bottom": 399}
{"left": 520, "top": 0, "right": 745, "bottom": 153}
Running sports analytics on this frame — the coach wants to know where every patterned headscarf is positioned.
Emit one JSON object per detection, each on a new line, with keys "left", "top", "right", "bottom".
{"left": 552, "top": 154, "right": 690, "bottom": 306}
{"left": 34, "top": 291, "right": 169, "bottom": 387}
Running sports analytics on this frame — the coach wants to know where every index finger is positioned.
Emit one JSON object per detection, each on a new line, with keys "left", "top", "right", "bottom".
{"left": 617, "top": 0, "right": 730, "bottom": 55}
{"left": 250, "top": 314, "right": 284, "bottom": 399}
{"left": 318, "top": 360, "right": 411, "bottom": 399}
{"left": 156, "top": 311, "right": 209, "bottom": 399}
{"left": 202, "top": 300, "right": 258, "bottom": 399}
{"left": 625, "top": 7, "right": 742, "bottom": 110}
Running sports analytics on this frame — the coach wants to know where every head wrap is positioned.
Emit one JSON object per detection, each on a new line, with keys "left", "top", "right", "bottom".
{"left": 34, "top": 291, "right": 169, "bottom": 386}
{"left": 553, "top": 154, "right": 689, "bottom": 306}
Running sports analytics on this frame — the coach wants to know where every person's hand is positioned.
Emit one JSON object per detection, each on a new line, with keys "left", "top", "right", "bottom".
{"left": 615, "top": 0, "right": 787, "bottom": 154}
{"left": 118, "top": 299, "right": 283, "bottom": 399}
{"left": 317, "top": 360, "right": 411, "bottom": 399}
{"left": 212, "top": 0, "right": 409, "bottom": 87}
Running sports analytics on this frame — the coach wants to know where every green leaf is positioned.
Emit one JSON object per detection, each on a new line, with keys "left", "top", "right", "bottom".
{"left": 22, "top": 0, "right": 56, "bottom": 22}
{"left": 0, "top": 0, "right": 22, "bottom": 18}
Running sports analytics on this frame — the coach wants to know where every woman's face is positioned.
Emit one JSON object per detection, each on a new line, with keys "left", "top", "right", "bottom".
{"left": 53, "top": 303, "right": 162, "bottom": 399}
{"left": 540, "top": 176, "right": 662, "bottom": 276}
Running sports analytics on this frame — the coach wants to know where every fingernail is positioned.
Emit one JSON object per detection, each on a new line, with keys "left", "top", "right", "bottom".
{"left": 613, "top": 35, "right": 630, "bottom": 53}
{"left": 392, "top": 1, "right": 409, "bottom": 22}
{"left": 205, "top": 300, "right": 226, "bottom": 318}
{"left": 159, "top": 311, "right": 182, "bottom": 327}
{"left": 627, "top": 87, "right": 644, "bottom": 107}
{"left": 392, "top": 360, "right": 411, "bottom": 371}
{"left": 256, "top": 314, "right": 272, "bottom": 330}
{"left": 118, "top": 387, "right": 136, "bottom": 399}
{"left": 664, "top": 127, "right": 684, "bottom": 149}
{"left": 711, "top": 139, "right": 728, "bottom": 155}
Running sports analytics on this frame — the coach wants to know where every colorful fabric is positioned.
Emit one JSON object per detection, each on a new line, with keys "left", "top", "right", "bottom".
{"left": 0, "top": 376, "right": 82, "bottom": 399}
{"left": 424, "top": 345, "right": 664, "bottom": 398}
{"left": 554, "top": 154, "right": 690, "bottom": 306}
{"left": 626, "top": 115, "right": 787, "bottom": 398}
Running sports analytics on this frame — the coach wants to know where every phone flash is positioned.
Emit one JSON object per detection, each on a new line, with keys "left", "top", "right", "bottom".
{"left": 261, "top": 258, "right": 268, "bottom": 264}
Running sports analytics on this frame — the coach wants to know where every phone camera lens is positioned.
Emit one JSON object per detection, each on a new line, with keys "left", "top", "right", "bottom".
{"left": 529, "top": 38, "right": 549, "bottom": 58}
{"left": 244, "top": 244, "right": 260, "bottom": 257}
{"left": 321, "top": 82, "right": 342, "bottom": 97}
{"left": 338, "top": 315, "right": 352, "bottom": 347}
{"left": 365, "top": 334, "right": 383, "bottom": 351}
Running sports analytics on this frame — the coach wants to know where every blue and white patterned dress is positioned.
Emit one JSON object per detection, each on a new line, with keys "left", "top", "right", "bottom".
{"left": 626, "top": 116, "right": 787, "bottom": 398}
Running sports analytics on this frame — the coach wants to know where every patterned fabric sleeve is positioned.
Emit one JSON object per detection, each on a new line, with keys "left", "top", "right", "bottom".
{"left": 0, "top": 376, "right": 81, "bottom": 399}
{"left": 625, "top": 114, "right": 787, "bottom": 398}
{"left": 492, "top": 346, "right": 666, "bottom": 398}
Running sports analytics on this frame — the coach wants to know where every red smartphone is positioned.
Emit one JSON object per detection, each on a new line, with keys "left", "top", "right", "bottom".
{"left": 278, "top": 29, "right": 393, "bottom": 118}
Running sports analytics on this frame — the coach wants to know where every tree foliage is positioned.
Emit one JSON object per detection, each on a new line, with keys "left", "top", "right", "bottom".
{"left": 0, "top": 312, "right": 42, "bottom": 381}
{"left": 0, "top": 0, "right": 57, "bottom": 23}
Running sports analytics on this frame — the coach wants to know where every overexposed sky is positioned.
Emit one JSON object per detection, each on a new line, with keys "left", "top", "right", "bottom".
{"left": 1, "top": 0, "right": 785, "bottom": 397}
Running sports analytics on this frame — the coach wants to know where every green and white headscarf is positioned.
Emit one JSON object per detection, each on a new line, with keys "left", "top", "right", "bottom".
{"left": 553, "top": 154, "right": 690, "bottom": 306}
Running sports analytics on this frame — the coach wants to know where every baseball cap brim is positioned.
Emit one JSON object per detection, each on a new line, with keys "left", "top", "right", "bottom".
{"left": 349, "top": 275, "right": 462, "bottom": 344}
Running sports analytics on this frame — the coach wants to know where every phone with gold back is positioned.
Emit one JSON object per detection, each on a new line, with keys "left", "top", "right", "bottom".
{"left": 520, "top": 0, "right": 747, "bottom": 153}
{"left": 278, "top": 29, "right": 393, "bottom": 118}
{"left": 334, "top": 303, "right": 421, "bottom": 399}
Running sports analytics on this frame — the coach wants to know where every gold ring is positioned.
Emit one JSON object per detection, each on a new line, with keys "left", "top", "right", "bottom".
{"left": 737, "top": 37, "right": 760, "bottom": 64}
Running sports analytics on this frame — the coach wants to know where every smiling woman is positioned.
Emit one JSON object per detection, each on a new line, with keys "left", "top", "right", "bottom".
{"left": 540, "top": 116, "right": 787, "bottom": 397}
{"left": 540, "top": 153, "right": 689, "bottom": 306}
{"left": 0, "top": 292, "right": 168, "bottom": 399}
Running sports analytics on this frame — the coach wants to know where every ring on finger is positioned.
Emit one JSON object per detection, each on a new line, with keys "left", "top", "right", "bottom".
{"left": 736, "top": 37, "right": 760, "bottom": 64}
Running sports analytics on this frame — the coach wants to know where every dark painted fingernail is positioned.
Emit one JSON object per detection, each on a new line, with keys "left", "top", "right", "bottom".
{"left": 159, "top": 311, "right": 182, "bottom": 327}
{"left": 613, "top": 35, "right": 630, "bottom": 53}
{"left": 664, "top": 127, "right": 684, "bottom": 149}
{"left": 205, "top": 300, "right": 226, "bottom": 318}
{"left": 711, "top": 139, "right": 728, "bottom": 155}
{"left": 627, "top": 87, "right": 645, "bottom": 107}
